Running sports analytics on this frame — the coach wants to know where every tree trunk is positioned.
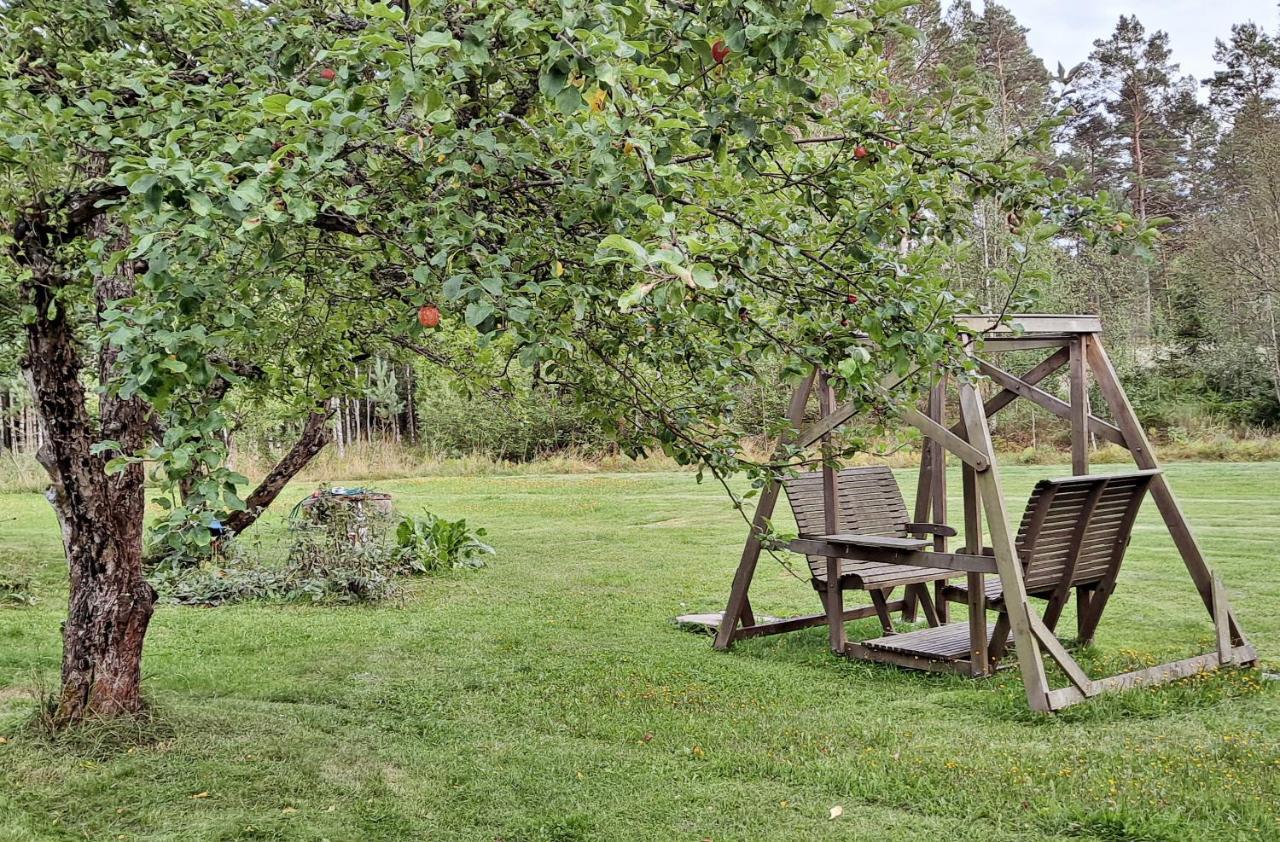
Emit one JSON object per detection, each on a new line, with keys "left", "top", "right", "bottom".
{"left": 0, "top": 390, "right": 10, "bottom": 451}
{"left": 20, "top": 259, "right": 154, "bottom": 724}
{"left": 221, "top": 408, "right": 332, "bottom": 536}
{"left": 13, "top": 176, "right": 155, "bottom": 725}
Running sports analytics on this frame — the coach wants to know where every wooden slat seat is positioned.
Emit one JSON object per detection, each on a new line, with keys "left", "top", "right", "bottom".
{"left": 943, "top": 470, "right": 1159, "bottom": 641}
{"left": 783, "top": 466, "right": 957, "bottom": 632}
{"left": 812, "top": 558, "right": 958, "bottom": 589}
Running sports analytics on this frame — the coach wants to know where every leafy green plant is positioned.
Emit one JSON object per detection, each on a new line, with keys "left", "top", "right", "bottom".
{"left": 0, "top": 573, "right": 37, "bottom": 607}
{"left": 395, "top": 513, "right": 494, "bottom": 574}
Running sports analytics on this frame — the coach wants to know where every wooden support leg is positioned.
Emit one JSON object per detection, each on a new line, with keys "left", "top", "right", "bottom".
{"left": 901, "top": 587, "right": 919, "bottom": 623}
{"left": 714, "top": 372, "right": 816, "bottom": 650}
{"left": 1074, "top": 585, "right": 1095, "bottom": 643}
{"left": 1075, "top": 581, "right": 1114, "bottom": 645}
{"left": 818, "top": 373, "right": 847, "bottom": 654}
{"left": 1086, "top": 338, "right": 1250, "bottom": 647}
{"left": 934, "top": 580, "right": 950, "bottom": 624}
{"left": 869, "top": 589, "right": 896, "bottom": 635}
{"left": 1212, "top": 575, "right": 1233, "bottom": 665}
{"left": 914, "top": 584, "right": 941, "bottom": 627}
{"left": 1069, "top": 336, "right": 1090, "bottom": 476}
{"left": 966, "top": 572, "right": 989, "bottom": 676}
{"left": 959, "top": 378, "right": 1052, "bottom": 712}
{"left": 825, "top": 584, "right": 848, "bottom": 652}
{"left": 1041, "top": 591, "right": 1070, "bottom": 634}
{"left": 987, "top": 612, "right": 1011, "bottom": 669}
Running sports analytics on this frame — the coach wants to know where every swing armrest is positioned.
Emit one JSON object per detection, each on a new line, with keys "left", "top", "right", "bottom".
{"left": 906, "top": 522, "right": 958, "bottom": 538}
{"left": 818, "top": 533, "right": 931, "bottom": 550}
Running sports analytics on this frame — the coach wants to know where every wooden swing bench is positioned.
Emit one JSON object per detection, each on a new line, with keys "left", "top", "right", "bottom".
{"left": 708, "top": 316, "right": 1258, "bottom": 712}
{"left": 784, "top": 468, "right": 1160, "bottom": 672}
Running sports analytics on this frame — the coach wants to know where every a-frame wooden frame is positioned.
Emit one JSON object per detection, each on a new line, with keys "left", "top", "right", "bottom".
{"left": 710, "top": 315, "right": 1258, "bottom": 713}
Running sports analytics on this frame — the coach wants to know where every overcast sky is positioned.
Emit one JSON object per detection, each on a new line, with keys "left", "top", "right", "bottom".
{"left": 978, "top": 1, "right": 1280, "bottom": 85}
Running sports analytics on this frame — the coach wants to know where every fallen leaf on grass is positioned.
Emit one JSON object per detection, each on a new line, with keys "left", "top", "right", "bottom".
{"left": 829, "top": 806, "right": 843, "bottom": 820}
{"left": 282, "top": 807, "right": 298, "bottom": 815}
{"left": 191, "top": 792, "right": 210, "bottom": 799}
{"left": 0, "top": 736, "right": 9, "bottom": 745}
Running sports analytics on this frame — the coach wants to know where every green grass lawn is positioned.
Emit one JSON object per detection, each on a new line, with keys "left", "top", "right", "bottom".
{"left": 1, "top": 463, "right": 1278, "bottom": 841}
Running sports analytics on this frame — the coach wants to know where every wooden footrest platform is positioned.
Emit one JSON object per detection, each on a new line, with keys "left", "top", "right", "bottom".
{"left": 861, "top": 622, "right": 1001, "bottom": 662}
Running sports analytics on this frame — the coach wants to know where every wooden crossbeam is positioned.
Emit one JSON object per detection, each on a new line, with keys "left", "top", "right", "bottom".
{"left": 734, "top": 602, "right": 906, "bottom": 639}
{"left": 1045, "top": 645, "right": 1258, "bottom": 710}
{"left": 948, "top": 347, "right": 1069, "bottom": 438}
{"left": 975, "top": 358, "right": 1125, "bottom": 446}
{"left": 899, "top": 407, "right": 990, "bottom": 471}
{"left": 956, "top": 314, "right": 1102, "bottom": 335}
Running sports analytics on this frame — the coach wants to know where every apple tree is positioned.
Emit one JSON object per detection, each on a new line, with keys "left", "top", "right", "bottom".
{"left": 0, "top": 0, "right": 1136, "bottom": 724}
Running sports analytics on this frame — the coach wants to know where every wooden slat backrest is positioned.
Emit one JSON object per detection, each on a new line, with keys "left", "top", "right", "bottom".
{"left": 1015, "top": 470, "right": 1158, "bottom": 594}
{"left": 783, "top": 467, "right": 910, "bottom": 578}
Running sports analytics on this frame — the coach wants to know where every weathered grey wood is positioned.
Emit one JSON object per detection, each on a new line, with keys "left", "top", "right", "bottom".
{"left": 867, "top": 588, "right": 895, "bottom": 634}
{"left": 975, "top": 358, "right": 1125, "bottom": 447}
{"left": 1027, "top": 611, "right": 1094, "bottom": 695}
{"left": 906, "top": 377, "right": 948, "bottom": 622}
{"left": 1086, "top": 337, "right": 1249, "bottom": 646}
{"left": 786, "top": 539, "right": 998, "bottom": 575}
{"left": 948, "top": 348, "right": 1069, "bottom": 438}
{"left": 966, "top": 570, "right": 989, "bottom": 676}
{"left": 1071, "top": 475, "right": 1140, "bottom": 643}
{"left": 714, "top": 371, "right": 815, "bottom": 650}
{"left": 817, "top": 534, "right": 929, "bottom": 550}
{"left": 956, "top": 314, "right": 1103, "bottom": 335}
{"left": 1212, "top": 575, "right": 1233, "bottom": 665}
{"left": 1070, "top": 336, "right": 1090, "bottom": 475}
{"left": 928, "top": 377, "right": 947, "bottom": 553}
{"left": 1045, "top": 645, "right": 1258, "bottom": 710}
{"left": 844, "top": 642, "right": 974, "bottom": 674}
{"left": 979, "top": 337, "right": 1072, "bottom": 352}
{"left": 713, "top": 317, "right": 1257, "bottom": 716}
{"left": 862, "top": 620, "right": 1001, "bottom": 660}
{"left": 732, "top": 603, "right": 906, "bottom": 639}
{"left": 915, "top": 583, "right": 941, "bottom": 627}
{"left": 959, "top": 379, "right": 1052, "bottom": 712}
{"left": 796, "top": 370, "right": 916, "bottom": 448}
{"left": 905, "top": 523, "right": 957, "bottom": 537}
{"left": 1044, "top": 479, "right": 1107, "bottom": 628}
{"left": 957, "top": 397, "right": 988, "bottom": 674}
{"left": 818, "top": 374, "right": 847, "bottom": 653}
{"left": 900, "top": 407, "right": 990, "bottom": 471}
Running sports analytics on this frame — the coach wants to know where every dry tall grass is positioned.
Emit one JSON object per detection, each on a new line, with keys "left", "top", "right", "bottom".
{"left": 4, "top": 434, "right": 1280, "bottom": 495}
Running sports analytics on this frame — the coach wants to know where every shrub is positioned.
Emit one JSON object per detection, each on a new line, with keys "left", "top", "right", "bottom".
{"left": 149, "top": 493, "right": 492, "bottom": 606}
{"left": 394, "top": 512, "right": 494, "bottom": 573}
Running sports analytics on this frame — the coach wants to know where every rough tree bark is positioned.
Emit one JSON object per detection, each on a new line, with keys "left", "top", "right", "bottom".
{"left": 13, "top": 181, "right": 156, "bottom": 724}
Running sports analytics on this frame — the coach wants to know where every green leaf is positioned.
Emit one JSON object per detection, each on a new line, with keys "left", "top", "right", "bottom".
{"left": 691, "top": 264, "right": 717, "bottom": 289}
{"left": 262, "top": 94, "right": 293, "bottom": 115}
{"left": 416, "top": 31, "right": 457, "bottom": 51}
{"left": 539, "top": 65, "right": 569, "bottom": 98}
{"left": 189, "top": 192, "right": 212, "bottom": 217}
{"left": 554, "top": 86, "right": 582, "bottom": 115}
{"left": 597, "top": 235, "right": 648, "bottom": 265}
{"left": 465, "top": 301, "right": 494, "bottom": 327}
